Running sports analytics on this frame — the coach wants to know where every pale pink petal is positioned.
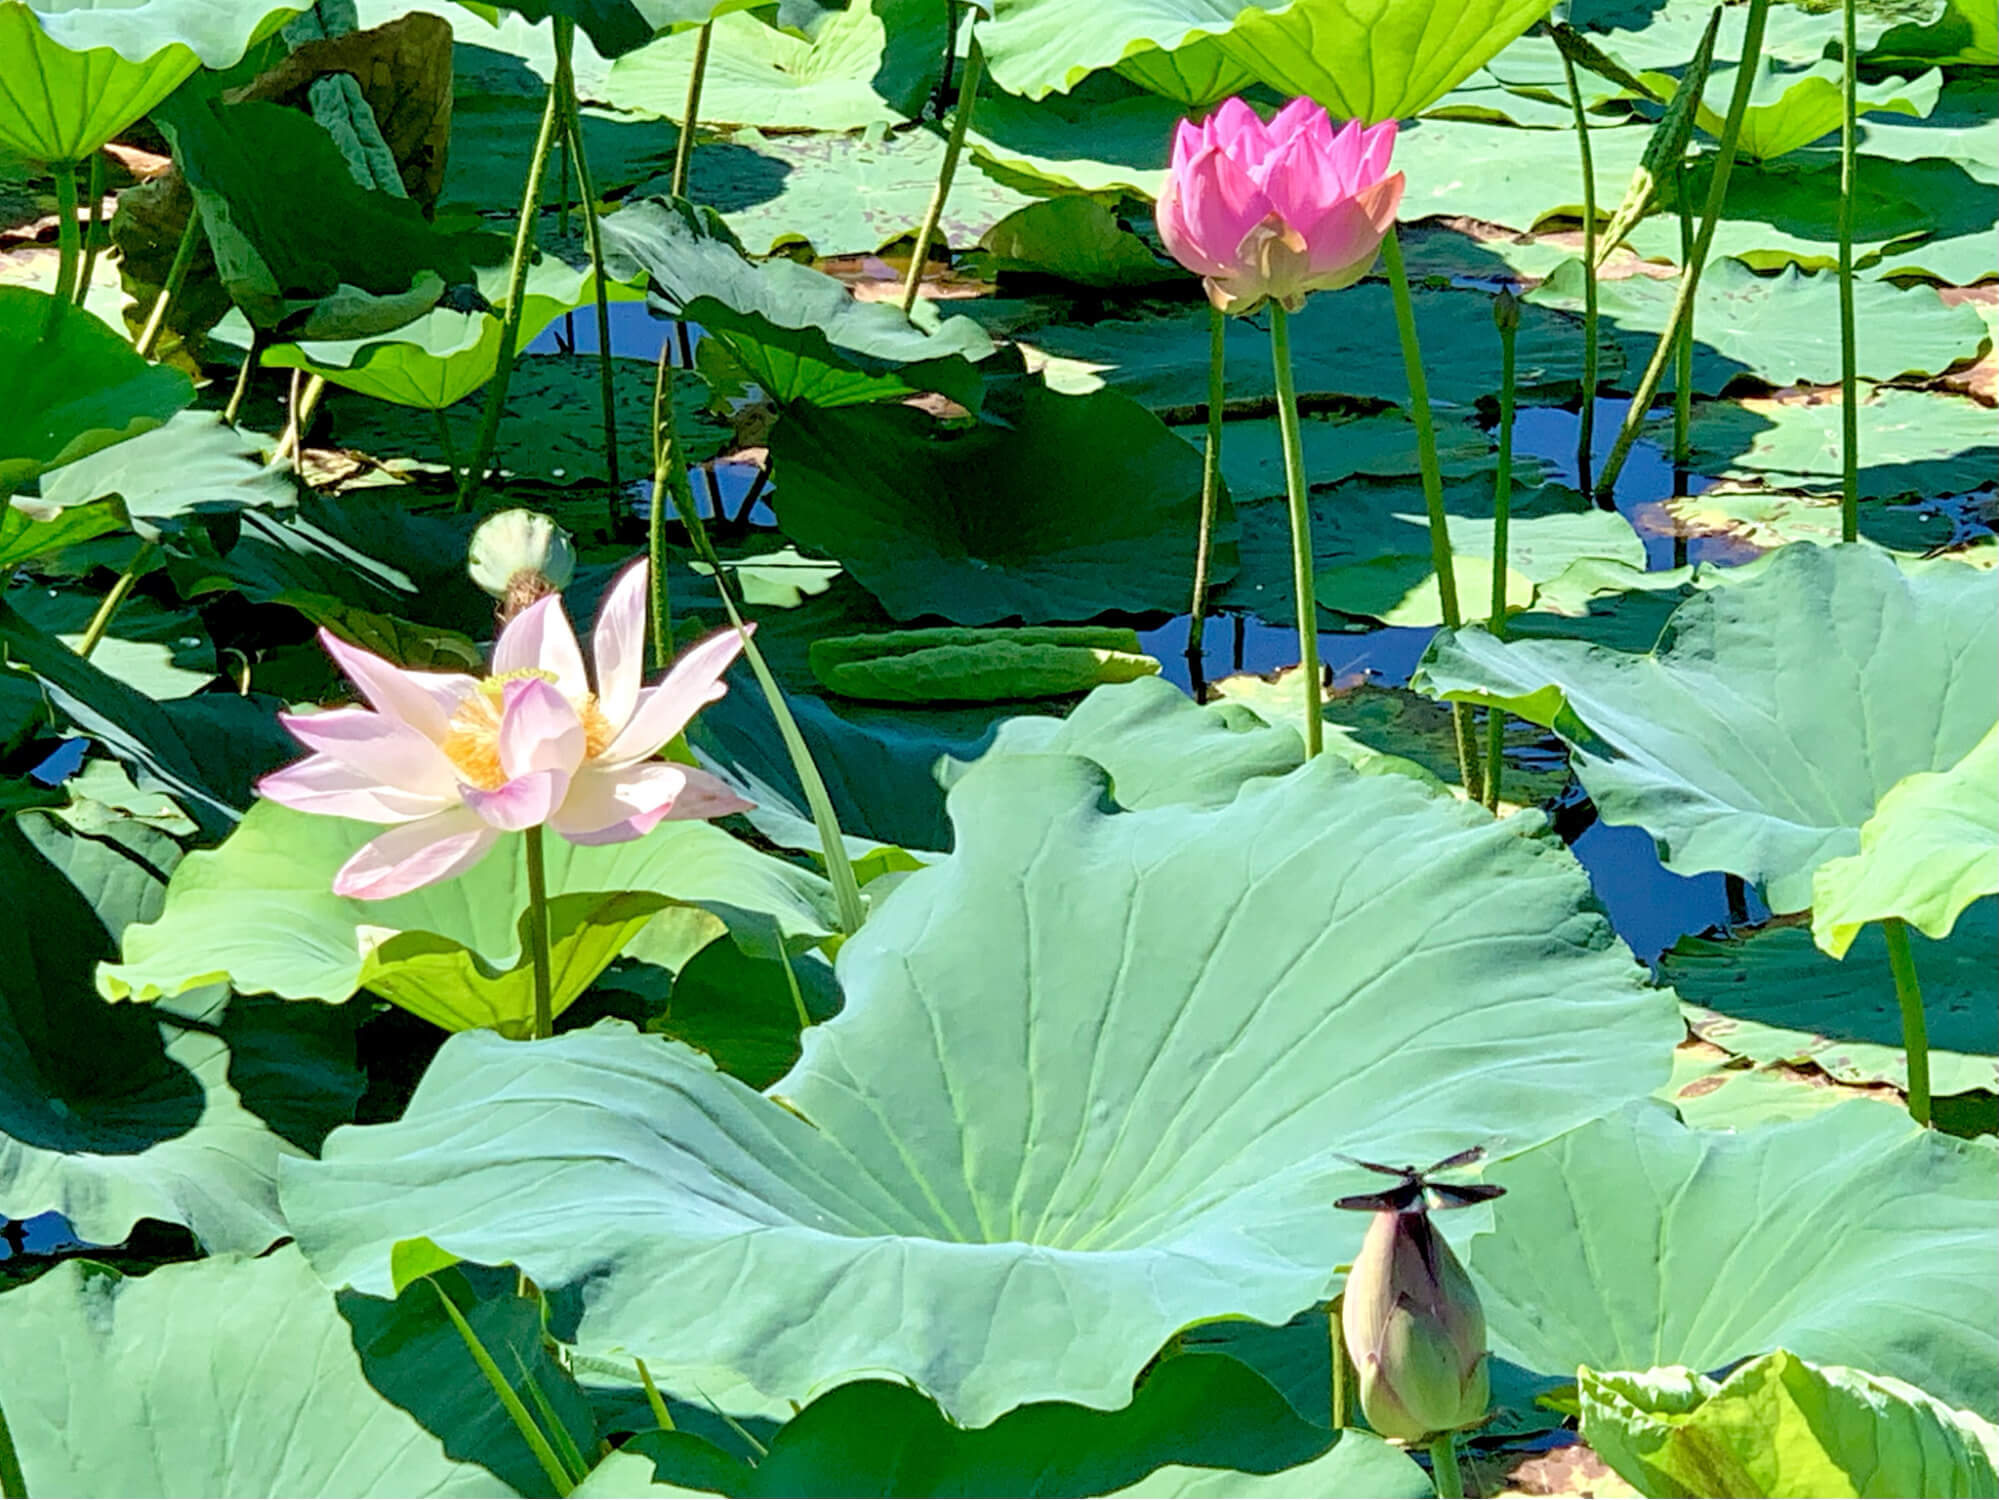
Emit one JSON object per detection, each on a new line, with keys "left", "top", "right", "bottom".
{"left": 491, "top": 592, "right": 588, "bottom": 699}
{"left": 319, "top": 630, "right": 477, "bottom": 743}
{"left": 333, "top": 807, "right": 500, "bottom": 900}
{"left": 551, "top": 763, "right": 753, "bottom": 845}
{"left": 463, "top": 768, "right": 571, "bottom": 831}
{"left": 1300, "top": 173, "right": 1404, "bottom": 292}
{"left": 1256, "top": 126, "right": 1346, "bottom": 239}
{"left": 279, "top": 706, "right": 459, "bottom": 798}
{"left": 257, "top": 754, "right": 454, "bottom": 824}
{"left": 1206, "top": 96, "right": 1271, "bottom": 165}
{"left": 1355, "top": 119, "right": 1399, "bottom": 187}
{"left": 592, "top": 559, "right": 649, "bottom": 731}
{"left": 497, "top": 677, "right": 586, "bottom": 780}
{"left": 599, "top": 625, "right": 750, "bottom": 766}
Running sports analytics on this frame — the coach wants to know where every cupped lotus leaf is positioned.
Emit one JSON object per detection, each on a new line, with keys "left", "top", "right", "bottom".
{"left": 603, "top": 195, "right": 994, "bottom": 408}
{"left": 1413, "top": 544, "right": 1999, "bottom": 912}
{"left": 977, "top": 196, "right": 1175, "bottom": 290}
{"left": 981, "top": 0, "right": 1556, "bottom": 121}
{"left": 282, "top": 751, "right": 1678, "bottom": 1426}
{"left": 0, "top": 1248, "right": 509, "bottom": 1498}
{"left": 1114, "top": 32, "right": 1257, "bottom": 104}
{"left": 1469, "top": 1101, "right": 1999, "bottom": 1419}
{"left": 0, "top": 286, "right": 194, "bottom": 496}
{"left": 35, "top": 410, "right": 297, "bottom": 540}
{"left": 0, "top": 0, "right": 301, "bottom": 161}
{"left": 1664, "top": 903, "right": 1998, "bottom": 1096}
{"left": 101, "top": 800, "right": 839, "bottom": 1032}
{"left": 1868, "top": 0, "right": 1998, "bottom": 65}
{"left": 770, "top": 375, "right": 1230, "bottom": 623}
{"left": 1672, "top": 57, "right": 1944, "bottom": 163}
{"left": 964, "top": 72, "right": 1189, "bottom": 199}
{"left": 1812, "top": 729, "right": 1999, "bottom": 960}
{"left": 1581, "top": 1352, "right": 1999, "bottom": 1500}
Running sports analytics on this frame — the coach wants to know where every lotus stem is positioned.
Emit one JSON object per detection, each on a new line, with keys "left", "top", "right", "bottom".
{"left": 1328, "top": 1296, "right": 1350, "bottom": 1429}
{"left": 1485, "top": 297, "right": 1518, "bottom": 813}
{"left": 1186, "top": 303, "right": 1226, "bottom": 681}
{"left": 49, "top": 161, "right": 81, "bottom": 319}
{"left": 655, "top": 357, "right": 868, "bottom": 934}
{"left": 938, "top": 0, "right": 962, "bottom": 104}
{"left": 277, "top": 372, "right": 327, "bottom": 465}
{"left": 1429, "top": 1434, "right": 1465, "bottom": 1499}
{"left": 555, "top": 22, "right": 623, "bottom": 527}
{"left": 1269, "top": 303, "right": 1324, "bottom": 759}
{"left": 1673, "top": 170, "right": 1693, "bottom": 475}
{"left": 458, "top": 66, "right": 565, "bottom": 511}
{"left": 1556, "top": 43, "right": 1600, "bottom": 498}
{"left": 137, "top": 202, "right": 202, "bottom": 360}
{"left": 1883, "top": 917, "right": 1931, "bottom": 1126}
{"left": 647, "top": 341, "right": 676, "bottom": 669}
{"left": 75, "top": 150, "right": 106, "bottom": 306}
{"left": 428, "top": 1279, "right": 575, "bottom": 1494}
{"left": 223, "top": 328, "right": 265, "bottom": 428}
{"left": 1594, "top": 0, "right": 1772, "bottom": 501}
{"left": 729, "top": 460, "right": 770, "bottom": 528}
{"left": 899, "top": 33, "right": 983, "bottom": 313}
{"left": 634, "top": 1358, "right": 676, "bottom": 1432}
{"left": 434, "top": 408, "right": 463, "bottom": 480}
{"left": 1381, "top": 227, "right": 1481, "bottom": 802}
{"left": 76, "top": 542, "right": 154, "bottom": 659}
{"left": 523, "top": 824, "right": 555, "bottom": 1040}
{"left": 1838, "top": 0, "right": 1859, "bottom": 543}
{"left": 670, "top": 20, "right": 714, "bottom": 199}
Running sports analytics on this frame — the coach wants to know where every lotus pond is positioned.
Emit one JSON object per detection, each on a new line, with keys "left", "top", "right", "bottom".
{"left": 1, "top": 0, "right": 1996, "bottom": 1495}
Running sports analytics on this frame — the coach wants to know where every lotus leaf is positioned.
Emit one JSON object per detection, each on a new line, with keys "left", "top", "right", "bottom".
{"left": 1470, "top": 1101, "right": 1999, "bottom": 1419}
{"left": 1672, "top": 57, "right": 1943, "bottom": 163}
{"left": 977, "top": 196, "right": 1175, "bottom": 289}
{"left": 1581, "top": 1352, "right": 1999, "bottom": 1499}
{"left": 1113, "top": 33, "right": 1257, "bottom": 106}
{"left": 1414, "top": 543, "right": 1999, "bottom": 911}
{"left": 282, "top": 751, "right": 1677, "bottom": 1425}
{"left": 965, "top": 74, "right": 1188, "bottom": 199}
{"left": 0, "top": 286, "right": 194, "bottom": 496}
{"left": 810, "top": 627, "right": 1162, "bottom": 703}
{"left": 0, "top": 495, "right": 129, "bottom": 568}
{"left": 0, "top": 1248, "right": 507, "bottom": 1497}
{"left": 1869, "top": 0, "right": 1999, "bottom": 65}
{"left": 9, "top": 587, "right": 215, "bottom": 699}
{"left": 34, "top": 410, "right": 296, "bottom": 540}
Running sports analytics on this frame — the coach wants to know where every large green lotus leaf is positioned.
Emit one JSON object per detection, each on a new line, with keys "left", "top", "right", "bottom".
{"left": 965, "top": 72, "right": 1187, "bottom": 198}
{"left": 1662, "top": 489, "right": 1982, "bottom": 557}
{"left": 770, "top": 374, "right": 1229, "bottom": 623}
{"left": 1114, "top": 32, "right": 1258, "bottom": 106}
{"left": 981, "top": 0, "right": 1556, "bottom": 120}
{"left": 1856, "top": 76, "right": 1997, "bottom": 184}
{"left": 471, "top": 0, "right": 752, "bottom": 58}
{"left": 604, "top": 195, "right": 994, "bottom": 408}
{"left": 101, "top": 800, "right": 838, "bottom": 1032}
{"left": 1812, "top": 729, "right": 1999, "bottom": 961}
{"left": 0, "top": 1, "right": 301, "bottom": 161}
{"left": 1869, "top": 0, "right": 1998, "bottom": 65}
{"left": 0, "top": 286, "right": 193, "bottom": 495}
{"left": 580, "top": 1355, "right": 1427, "bottom": 1496}
{"left": 1674, "top": 57, "right": 1943, "bottom": 163}
{"left": 1193, "top": 412, "right": 1495, "bottom": 506}
{"left": 9, "top": 586, "right": 216, "bottom": 699}
{"left": 0, "top": 1248, "right": 509, "bottom": 1498}
{"left": 1664, "top": 903, "right": 1998, "bottom": 1096}
{"left": 811, "top": 625, "right": 1161, "bottom": 704}
{"left": 442, "top": 92, "right": 676, "bottom": 214}
{"left": 0, "top": 813, "right": 362, "bottom": 1253}
{"left": 1414, "top": 544, "right": 1999, "bottom": 912}
{"left": 1025, "top": 281, "right": 1621, "bottom": 413}
{"left": 1470, "top": 1101, "right": 1999, "bottom": 1418}
{"left": 1529, "top": 257, "right": 1989, "bottom": 396}
{"left": 1392, "top": 114, "right": 1652, "bottom": 232}
{"left": 35, "top": 410, "right": 297, "bottom": 540}
{"left": 1669, "top": 388, "right": 1999, "bottom": 504}
{"left": 977, "top": 196, "right": 1176, "bottom": 289}
{"left": 0, "top": 495, "right": 128, "bottom": 568}
{"left": 282, "top": 750, "right": 1679, "bottom": 1425}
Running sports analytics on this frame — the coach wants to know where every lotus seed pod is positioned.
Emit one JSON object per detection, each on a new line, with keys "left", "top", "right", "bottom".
{"left": 1342, "top": 1208, "right": 1491, "bottom": 1443}
{"left": 468, "top": 508, "right": 576, "bottom": 618}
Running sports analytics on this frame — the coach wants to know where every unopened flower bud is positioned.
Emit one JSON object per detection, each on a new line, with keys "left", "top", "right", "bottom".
{"left": 1494, "top": 286, "right": 1520, "bottom": 334}
{"left": 469, "top": 509, "right": 575, "bottom": 622}
{"left": 1342, "top": 1208, "right": 1491, "bottom": 1443}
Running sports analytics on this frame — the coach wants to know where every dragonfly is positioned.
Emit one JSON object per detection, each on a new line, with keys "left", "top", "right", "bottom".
{"left": 1333, "top": 1146, "right": 1507, "bottom": 1214}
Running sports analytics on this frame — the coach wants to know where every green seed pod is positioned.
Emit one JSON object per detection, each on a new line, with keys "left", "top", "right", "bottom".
{"left": 468, "top": 508, "right": 576, "bottom": 622}
{"left": 1341, "top": 1208, "right": 1491, "bottom": 1443}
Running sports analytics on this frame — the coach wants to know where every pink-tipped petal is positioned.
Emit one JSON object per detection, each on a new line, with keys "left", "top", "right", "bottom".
{"left": 1156, "top": 169, "right": 1238, "bottom": 280}
{"left": 491, "top": 592, "right": 589, "bottom": 699}
{"left": 1299, "top": 173, "right": 1404, "bottom": 292}
{"left": 552, "top": 763, "right": 753, "bottom": 845}
{"left": 463, "top": 768, "right": 571, "bottom": 831}
{"left": 1356, "top": 119, "right": 1399, "bottom": 187}
{"left": 1207, "top": 96, "right": 1272, "bottom": 164}
{"left": 257, "top": 754, "right": 454, "bottom": 824}
{"left": 599, "top": 625, "right": 750, "bottom": 766}
{"left": 318, "top": 630, "right": 476, "bottom": 743}
{"left": 497, "top": 677, "right": 586, "bottom": 781}
{"left": 1256, "top": 125, "right": 1348, "bottom": 240}
{"left": 1169, "top": 116, "right": 1205, "bottom": 175}
{"left": 278, "top": 706, "right": 459, "bottom": 798}
{"left": 333, "top": 807, "right": 499, "bottom": 900}
{"left": 592, "top": 559, "right": 649, "bottom": 731}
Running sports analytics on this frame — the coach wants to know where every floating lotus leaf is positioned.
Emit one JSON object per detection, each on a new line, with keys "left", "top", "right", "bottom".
{"left": 283, "top": 751, "right": 1677, "bottom": 1426}
{"left": 1415, "top": 544, "right": 1999, "bottom": 912}
{"left": 1671, "top": 56, "right": 1943, "bottom": 163}
{"left": 1470, "top": 1101, "right": 1999, "bottom": 1419}
{"left": 35, "top": 410, "right": 296, "bottom": 540}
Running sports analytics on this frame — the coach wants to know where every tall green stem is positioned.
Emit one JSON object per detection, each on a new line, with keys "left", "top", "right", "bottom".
{"left": 458, "top": 69, "right": 565, "bottom": 511}
{"left": 223, "top": 329, "right": 265, "bottom": 428}
{"left": 137, "top": 203, "right": 203, "bottom": 359}
{"left": 1837, "top": 0, "right": 1859, "bottom": 543}
{"left": 1269, "top": 303, "right": 1323, "bottom": 759}
{"left": 1485, "top": 297, "right": 1518, "bottom": 813}
{"left": 523, "top": 824, "right": 555, "bottom": 1040}
{"left": 1380, "top": 227, "right": 1481, "bottom": 800}
{"left": 1883, "top": 917, "right": 1931, "bottom": 1126}
{"left": 899, "top": 35, "right": 983, "bottom": 313}
{"left": 1429, "top": 1434, "right": 1465, "bottom": 1499}
{"left": 655, "top": 359, "right": 867, "bottom": 934}
{"left": 1673, "top": 171, "right": 1694, "bottom": 473}
{"left": 647, "top": 341, "right": 677, "bottom": 670}
{"left": 77, "top": 543, "right": 154, "bottom": 658}
{"left": 555, "top": 21, "right": 622, "bottom": 521}
{"left": 434, "top": 407, "right": 463, "bottom": 480}
{"left": 75, "top": 150, "right": 106, "bottom": 305}
{"left": 1328, "top": 1297, "right": 1349, "bottom": 1429}
{"left": 1594, "top": 0, "right": 1772, "bottom": 501}
{"left": 1186, "top": 304, "right": 1226, "bottom": 678}
{"left": 49, "top": 161, "right": 81, "bottom": 316}
{"left": 1557, "top": 45, "right": 1599, "bottom": 496}
{"left": 670, "top": 21, "right": 714, "bottom": 199}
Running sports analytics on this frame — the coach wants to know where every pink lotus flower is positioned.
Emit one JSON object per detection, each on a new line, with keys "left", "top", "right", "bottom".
{"left": 1157, "top": 96, "right": 1405, "bottom": 314}
{"left": 258, "top": 560, "right": 753, "bottom": 900}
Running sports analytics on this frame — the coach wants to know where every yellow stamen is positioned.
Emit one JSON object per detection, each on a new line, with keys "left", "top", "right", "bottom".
{"left": 440, "top": 675, "right": 618, "bottom": 791}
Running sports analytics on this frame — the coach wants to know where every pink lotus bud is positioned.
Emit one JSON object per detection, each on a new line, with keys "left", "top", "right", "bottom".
{"left": 1156, "top": 96, "right": 1405, "bottom": 315}
{"left": 1341, "top": 1208, "right": 1491, "bottom": 1443}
